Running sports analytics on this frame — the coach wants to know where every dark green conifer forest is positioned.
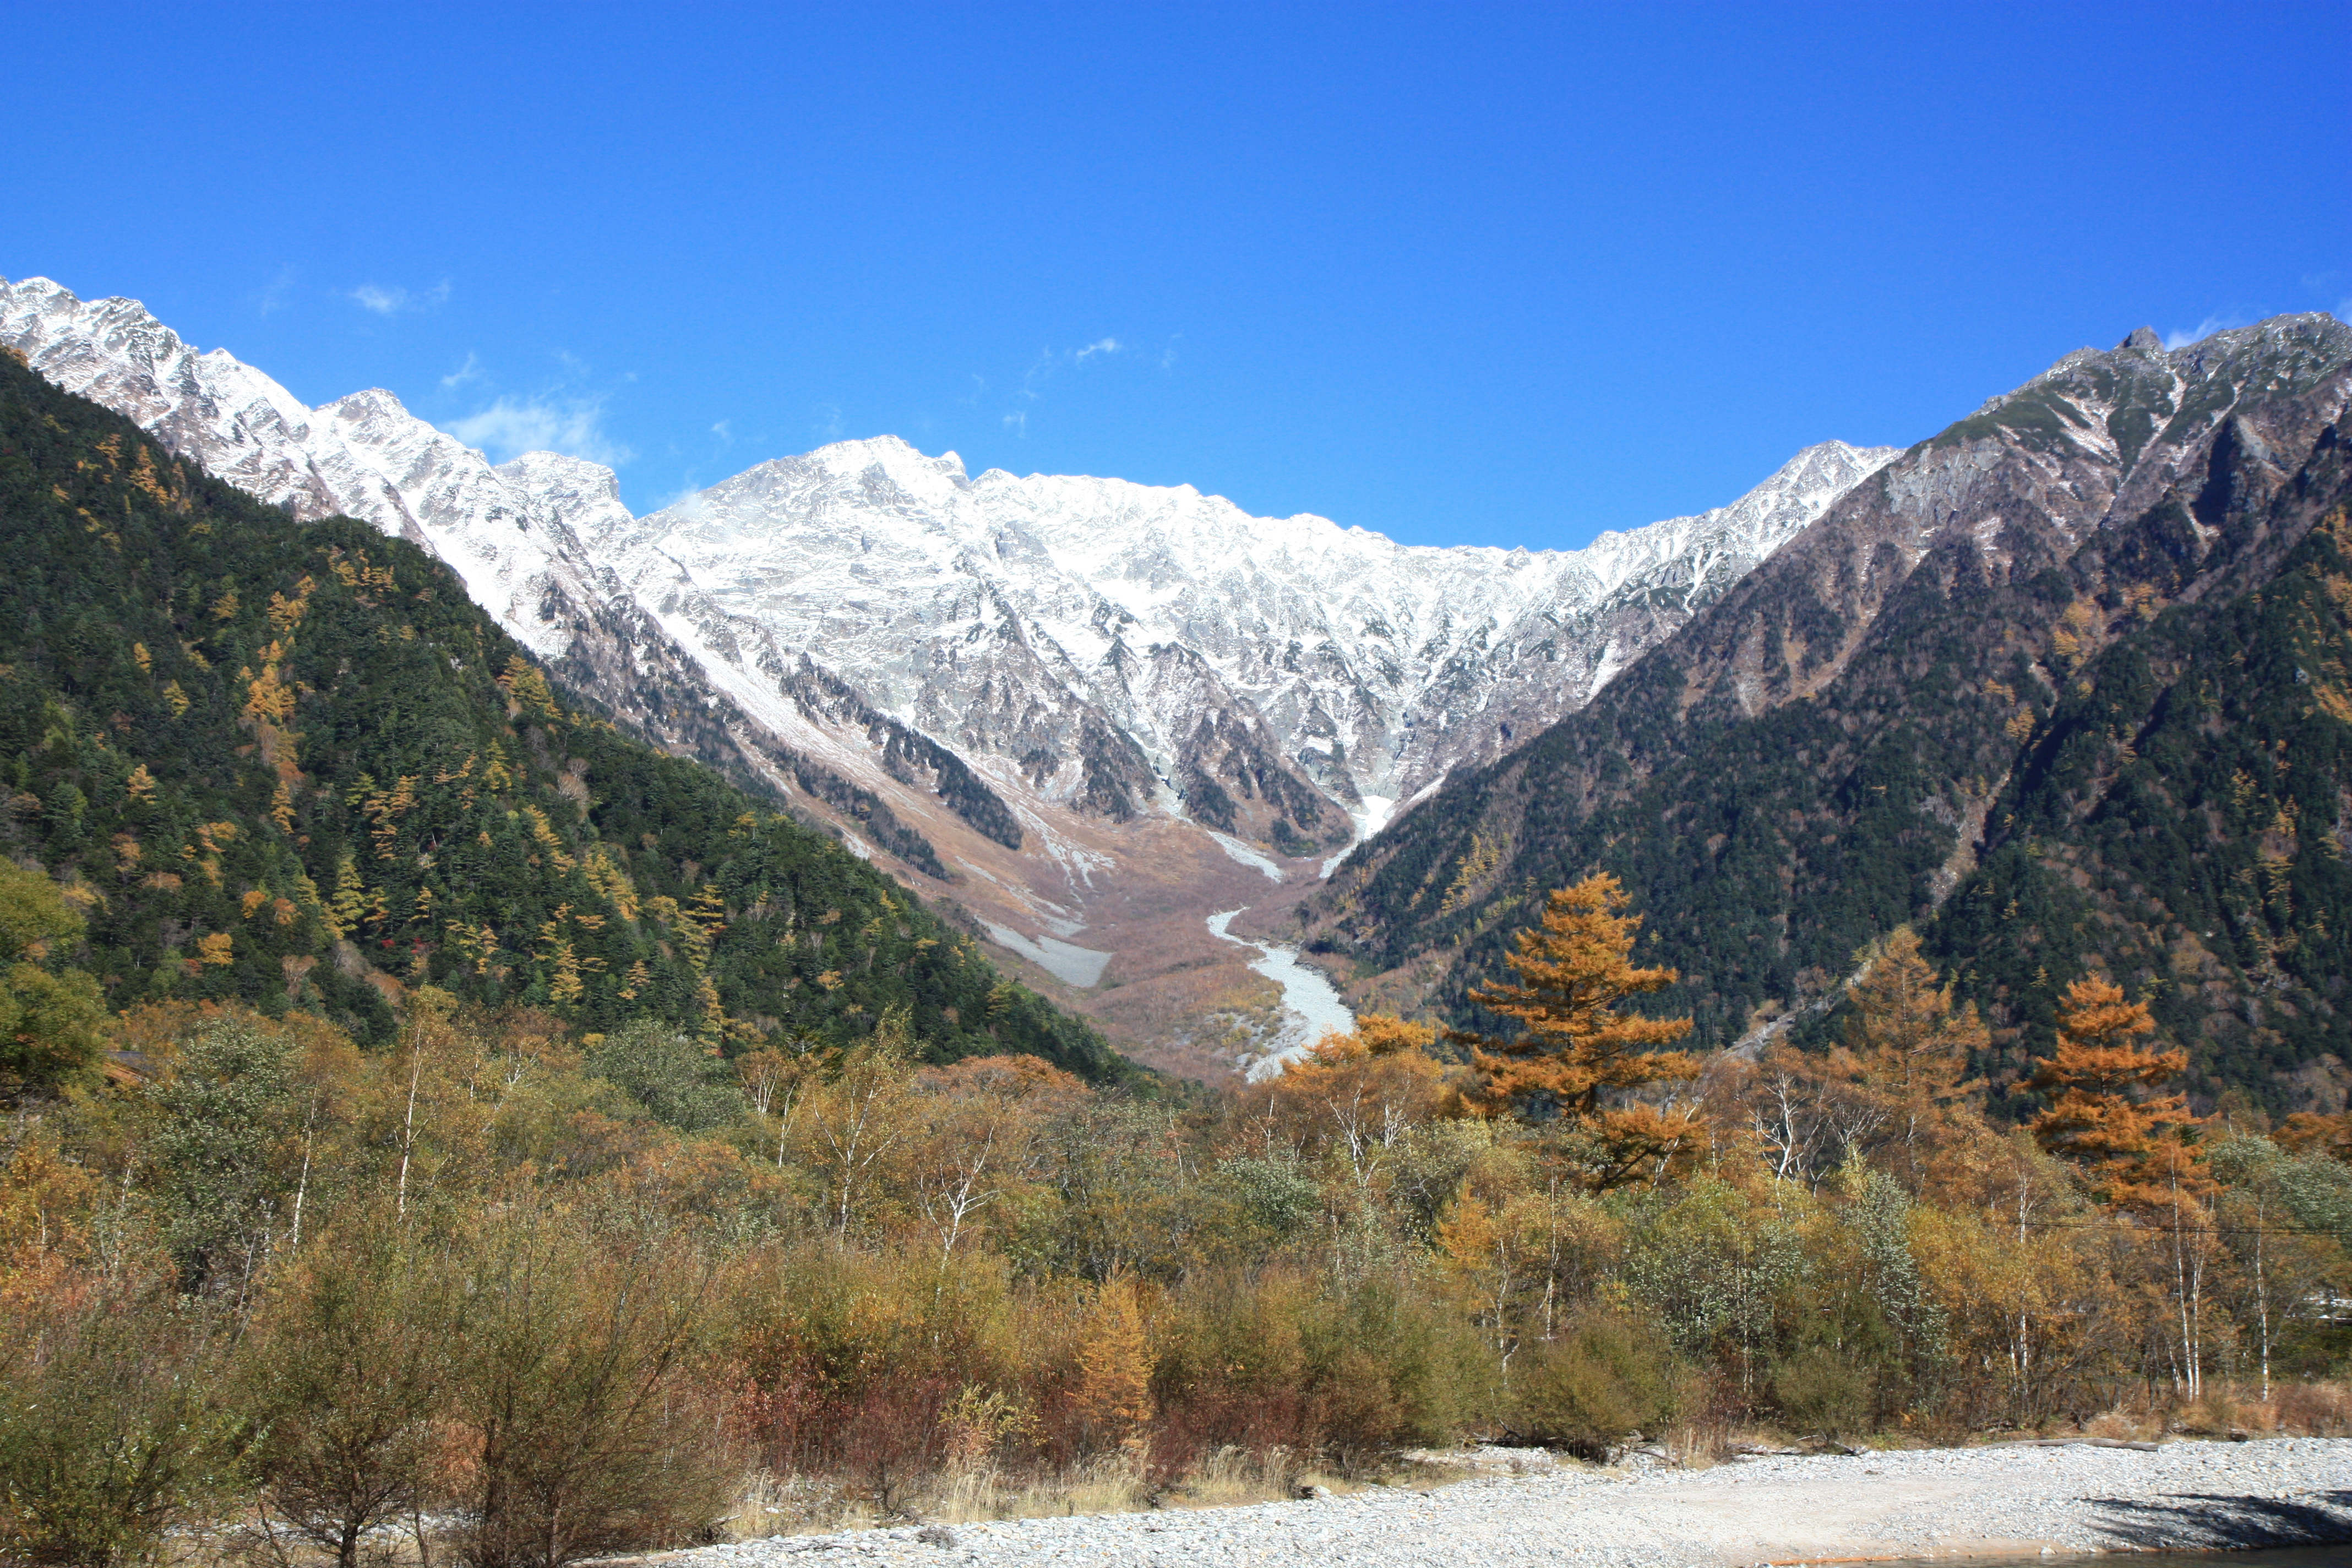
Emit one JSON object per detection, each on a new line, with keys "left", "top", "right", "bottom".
{"left": 1313, "top": 322, "right": 2352, "bottom": 1118}
{"left": 0, "top": 348, "right": 1123, "bottom": 1079}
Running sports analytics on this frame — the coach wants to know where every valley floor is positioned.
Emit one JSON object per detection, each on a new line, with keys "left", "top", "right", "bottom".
{"left": 650, "top": 1438, "right": 2352, "bottom": 1566}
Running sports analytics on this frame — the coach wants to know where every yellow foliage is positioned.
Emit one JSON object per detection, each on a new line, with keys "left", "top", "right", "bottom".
{"left": 242, "top": 656, "right": 296, "bottom": 725}
{"left": 1072, "top": 1277, "right": 1153, "bottom": 1452}
{"left": 266, "top": 577, "right": 317, "bottom": 633}
{"left": 1451, "top": 874, "right": 1696, "bottom": 1189}
{"left": 498, "top": 655, "right": 562, "bottom": 720}
{"left": 1436, "top": 832, "right": 1506, "bottom": 915}
{"left": 583, "top": 846, "right": 639, "bottom": 921}
{"left": 521, "top": 804, "right": 576, "bottom": 873}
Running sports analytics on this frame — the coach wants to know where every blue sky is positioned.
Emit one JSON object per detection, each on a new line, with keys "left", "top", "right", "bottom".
{"left": 3, "top": 2, "right": 2345, "bottom": 548}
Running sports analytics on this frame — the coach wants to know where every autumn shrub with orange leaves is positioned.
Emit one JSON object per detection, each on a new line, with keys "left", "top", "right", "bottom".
{"left": 4, "top": 872, "right": 2352, "bottom": 1560}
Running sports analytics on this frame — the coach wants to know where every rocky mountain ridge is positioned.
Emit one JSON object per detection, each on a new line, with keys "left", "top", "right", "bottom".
{"left": 1311, "top": 312, "right": 2352, "bottom": 1109}
{"left": 0, "top": 273, "right": 1890, "bottom": 1073}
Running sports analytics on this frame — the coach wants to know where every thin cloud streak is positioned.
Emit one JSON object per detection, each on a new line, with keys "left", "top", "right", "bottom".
{"left": 2163, "top": 314, "right": 2244, "bottom": 350}
{"left": 350, "top": 279, "right": 452, "bottom": 316}
{"left": 442, "top": 395, "right": 633, "bottom": 467}
{"left": 255, "top": 266, "right": 297, "bottom": 317}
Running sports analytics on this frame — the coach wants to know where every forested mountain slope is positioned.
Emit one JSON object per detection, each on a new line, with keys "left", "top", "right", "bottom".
{"left": 1311, "top": 315, "right": 2352, "bottom": 1113}
{"left": 0, "top": 276, "right": 1904, "bottom": 1082}
{"left": 0, "top": 347, "right": 1124, "bottom": 1077}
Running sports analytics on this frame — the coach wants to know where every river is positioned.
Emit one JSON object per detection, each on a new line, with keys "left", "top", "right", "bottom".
{"left": 1205, "top": 908, "right": 1355, "bottom": 1079}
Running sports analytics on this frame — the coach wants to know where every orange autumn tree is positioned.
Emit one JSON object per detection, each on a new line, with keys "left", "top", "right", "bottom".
{"left": 1842, "top": 926, "right": 1989, "bottom": 1179}
{"left": 1449, "top": 873, "right": 1698, "bottom": 1189}
{"left": 2028, "top": 977, "right": 2199, "bottom": 1207}
{"left": 2278, "top": 1110, "right": 2352, "bottom": 1165}
{"left": 1257, "top": 1015, "right": 1450, "bottom": 1188}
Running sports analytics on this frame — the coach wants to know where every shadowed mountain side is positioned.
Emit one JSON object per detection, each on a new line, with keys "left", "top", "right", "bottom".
{"left": 1309, "top": 314, "right": 2352, "bottom": 1110}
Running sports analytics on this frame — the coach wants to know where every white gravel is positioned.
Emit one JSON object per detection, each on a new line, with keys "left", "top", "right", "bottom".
{"left": 657, "top": 1438, "right": 2352, "bottom": 1566}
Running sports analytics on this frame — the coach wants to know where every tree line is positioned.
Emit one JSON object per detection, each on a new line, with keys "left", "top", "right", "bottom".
{"left": 6, "top": 870, "right": 2349, "bottom": 1567}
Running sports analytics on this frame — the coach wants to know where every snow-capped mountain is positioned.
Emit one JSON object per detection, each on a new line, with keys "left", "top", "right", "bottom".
{"left": 1, "top": 274, "right": 1890, "bottom": 866}
{"left": 0, "top": 273, "right": 1891, "bottom": 1072}
{"left": 606, "top": 433, "right": 1896, "bottom": 850}
{"left": 0, "top": 277, "right": 619, "bottom": 658}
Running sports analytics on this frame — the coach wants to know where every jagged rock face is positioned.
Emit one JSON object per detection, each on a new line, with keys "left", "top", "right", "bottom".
{"left": 601, "top": 432, "right": 1898, "bottom": 839}
{"left": 1, "top": 273, "right": 1890, "bottom": 870}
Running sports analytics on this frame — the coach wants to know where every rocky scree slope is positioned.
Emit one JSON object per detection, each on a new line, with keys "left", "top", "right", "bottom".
{"left": 1311, "top": 315, "right": 2352, "bottom": 1112}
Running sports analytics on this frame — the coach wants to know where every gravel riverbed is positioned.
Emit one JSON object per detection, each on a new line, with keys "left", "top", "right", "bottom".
{"left": 651, "top": 1438, "right": 2352, "bottom": 1566}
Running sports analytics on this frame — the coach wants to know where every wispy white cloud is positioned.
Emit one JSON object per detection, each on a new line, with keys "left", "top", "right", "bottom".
{"left": 813, "top": 402, "right": 845, "bottom": 439}
{"left": 710, "top": 419, "right": 732, "bottom": 444}
{"left": 349, "top": 279, "right": 452, "bottom": 317}
{"left": 255, "top": 266, "right": 298, "bottom": 317}
{"left": 443, "top": 395, "right": 631, "bottom": 466}
{"left": 2164, "top": 314, "right": 2245, "bottom": 350}
{"left": 439, "top": 351, "right": 482, "bottom": 390}
{"left": 983, "top": 335, "right": 1146, "bottom": 434}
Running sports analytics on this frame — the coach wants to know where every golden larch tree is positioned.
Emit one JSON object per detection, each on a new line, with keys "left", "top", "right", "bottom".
{"left": 1843, "top": 926, "right": 1989, "bottom": 1177}
{"left": 2028, "top": 976, "right": 2197, "bottom": 1207}
{"left": 1072, "top": 1275, "right": 1153, "bottom": 1454}
{"left": 1449, "top": 873, "right": 1698, "bottom": 1186}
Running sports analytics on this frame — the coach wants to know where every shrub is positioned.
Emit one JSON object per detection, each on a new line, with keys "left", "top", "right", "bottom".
{"left": 448, "top": 1207, "right": 734, "bottom": 1568}
{"left": 585, "top": 1022, "right": 744, "bottom": 1133}
{"left": 0, "top": 1289, "right": 242, "bottom": 1567}
{"left": 1512, "top": 1306, "right": 1684, "bottom": 1459}
{"left": 2273, "top": 1381, "right": 2352, "bottom": 1436}
{"left": 143, "top": 1018, "right": 296, "bottom": 1292}
{"left": 1771, "top": 1343, "right": 1875, "bottom": 1441}
{"left": 242, "top": 1211, "right": 451, "bottom": 1568}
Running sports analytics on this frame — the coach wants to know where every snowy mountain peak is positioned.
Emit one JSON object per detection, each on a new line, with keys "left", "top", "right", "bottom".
{"left": 2, "top": 270, "right": 1907, "bottom": 1073}
{"left": 611, "top": 430, "right": 1896, "bottom": 828}
{"left": 801, "top": 433, "right": 972, "bottom": 496}
{"left": 0, "top": 269, "right": 1891, "bottom": 871}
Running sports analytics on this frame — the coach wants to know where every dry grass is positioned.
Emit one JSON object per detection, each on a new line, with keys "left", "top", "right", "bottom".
{"left": 709, "top": 1445, "right": 1372, "bottom": 1543}
{"left": 1163, "top": 1445, "right": 1306, "bottom": 1507}
{"left": 1082, "top": 961, "right": 1284, "bottom": 1080}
